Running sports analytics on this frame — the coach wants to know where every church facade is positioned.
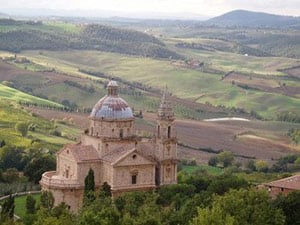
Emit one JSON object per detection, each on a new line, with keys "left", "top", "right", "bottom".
{"left": 40, "top": 80, "right": 177, "bottom": 211}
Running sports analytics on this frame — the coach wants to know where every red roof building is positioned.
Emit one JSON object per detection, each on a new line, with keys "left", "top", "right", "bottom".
{"left": 264, "top": 174, "right": 300, "bottom": 197}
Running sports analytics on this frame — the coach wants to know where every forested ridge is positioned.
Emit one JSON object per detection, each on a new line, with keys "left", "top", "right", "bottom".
{"left": 0, "top": 19, "right": 182, "bottom": 59}
{"left": 205, "top": 10, "right": 300, "bottom": 28}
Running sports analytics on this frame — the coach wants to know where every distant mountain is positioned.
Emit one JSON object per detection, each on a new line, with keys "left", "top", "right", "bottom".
{"left": 2, "top": 8, "right": 208, "bottom": 20}
{"left": 205, "top": 10, "right": 300, "bottom": 28}
{"left": 0, "top": 12, "right": 9, "bottom": 18}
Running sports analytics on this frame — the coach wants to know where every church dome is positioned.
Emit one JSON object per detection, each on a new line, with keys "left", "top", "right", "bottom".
{"left": 90, "top": 80, "right": 134, "bottom": 120}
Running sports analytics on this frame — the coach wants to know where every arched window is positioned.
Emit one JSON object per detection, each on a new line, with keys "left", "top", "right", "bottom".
{"left": 131, "top": 170, "right": 138, "bottom": 184}
{"left": 132, "top": 175, "right": 137, "bottom": 184}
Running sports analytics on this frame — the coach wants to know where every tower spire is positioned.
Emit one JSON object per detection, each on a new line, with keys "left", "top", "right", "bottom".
{"left": 157, "top": 86, "right": 174, "bottom": 121}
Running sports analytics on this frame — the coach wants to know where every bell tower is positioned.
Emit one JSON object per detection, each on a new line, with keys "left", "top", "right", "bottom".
{"left": 155, "top": 88, "right": 177, "bottom": 186}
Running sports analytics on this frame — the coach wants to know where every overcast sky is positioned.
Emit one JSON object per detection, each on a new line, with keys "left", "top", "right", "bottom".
{"left": 1, "top": 0, "right": 299, "bottom": 17}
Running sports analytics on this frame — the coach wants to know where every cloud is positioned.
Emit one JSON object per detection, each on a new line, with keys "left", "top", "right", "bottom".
{"left": 0, "top": 0, "right": 299, "bottom": 16}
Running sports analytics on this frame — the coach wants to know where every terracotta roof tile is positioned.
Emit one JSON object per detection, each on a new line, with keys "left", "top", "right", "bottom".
{"left": 266, "top": 175, "right": 300, "bottom": 190}
{"left": 102, "top": 147, "right": 134, "bottom": 163}
{"left": 66, "top": 144, "right": 100, "bottom": 162}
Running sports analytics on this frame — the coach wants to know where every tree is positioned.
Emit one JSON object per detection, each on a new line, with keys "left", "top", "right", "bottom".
{"left": 40, "top": 191, "right": 54, "bottom": 210}
{"left": 207, "top": 175, "right": 248, "bottom": 195}
{"left": 191, "top": 207, "right": 235, "bottom": 225}
{"left": 0, "top": 195, "right": 15, "bottom": 222}
{"left": 273, "top": 191, "right": 300, "bottom": 225}
{"left": 78, "top": 196, "right": 121, "bottom": 225}
{"left": 84, "top": 168, "right": 95, "bottom": 204}
{"left": 24, "top": 155, "right": 56, "bottom": 183}
{"left": 85, "top": 168, "right": 95, "bottom": 193}
{"left": 0, "top": 145, "right": 24, "bottom": 171}
{"left": 217, "top": 151, "right": 234, "bottom": 167}
{"left": 15, "top": 122, "right": 28, "bottom": 137}
{"left": 101, "top": 182, "right": 112, "bottom": 197}
{"left": 0, "top": 140, "right": 5, "bottom": 147}
{"left": 208, "top": 156, "right": 218, "bottom": 167}
{"left": 26, "top": 195, "right": 36, "bottom": 214}
{"left": 245, "top": 159, "right": 256, "bottom": 172}
{"left": 191, "top": 189, "right": 285, "bottom": 225}
{"left": 255, "top": 160, "right": 269, "bottom": 172}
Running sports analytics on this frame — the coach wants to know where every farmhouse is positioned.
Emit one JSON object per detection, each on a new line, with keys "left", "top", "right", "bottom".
{"left": 263, "top": 174, "right": 300, "bottom": 197}
{"left": 40, "top": 80, "right": 178, "bottom": 211}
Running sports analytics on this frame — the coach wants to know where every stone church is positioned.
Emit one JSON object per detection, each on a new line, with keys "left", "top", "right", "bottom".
{"left": 40, "top": 80, "right": 177, "bottom": 211}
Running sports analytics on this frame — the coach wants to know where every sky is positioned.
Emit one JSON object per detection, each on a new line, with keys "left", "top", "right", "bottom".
{"left": 1, "top": 0, "right": 300, "bottom": 17}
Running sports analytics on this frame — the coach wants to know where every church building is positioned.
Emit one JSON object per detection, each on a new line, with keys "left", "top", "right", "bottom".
{"left": 40, "top": 80, "right": 177, "bottom": 211}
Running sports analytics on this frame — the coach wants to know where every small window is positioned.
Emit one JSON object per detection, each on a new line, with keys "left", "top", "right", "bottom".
{"left": 132, "top": 154, "right": 137, "bottom": 159}
{"left": 167, "top": 126, "right": 171, "bottom": 138}
{"left": 157, "top": 125, "right": 160, "bottom": 137}
{"left": 281, "top": 188, "right": 284, "bottom": 192}
{"left": 120, "top": 129, "right": 124, "bottom": 138}
{"left": 132, "top": 175, "right": 137, "bottom": 184}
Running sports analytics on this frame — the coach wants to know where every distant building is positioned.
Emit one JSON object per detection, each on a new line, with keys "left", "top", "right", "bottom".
{"left": 263, "top": 174, "right": 300, "bottom": 197}
{"left": 40, "top": 80, "right": 178, "bottom": 211}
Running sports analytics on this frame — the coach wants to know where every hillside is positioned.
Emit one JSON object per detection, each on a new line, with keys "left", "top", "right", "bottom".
{"left": 205, "top": 10, "right": 300, "bottom": 28}
{"left": 0, "top": 99, "right": 79, "bottom": 149}
{"left": 0, "top": 19, "right": 181, "bottom": 59}
{"left": 0, "top": 83, "right": 63, "bottom": 108}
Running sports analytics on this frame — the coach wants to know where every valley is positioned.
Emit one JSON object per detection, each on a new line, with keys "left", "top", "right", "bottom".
{"left": 0, "top": 8, "right": 300, "bottom": 225}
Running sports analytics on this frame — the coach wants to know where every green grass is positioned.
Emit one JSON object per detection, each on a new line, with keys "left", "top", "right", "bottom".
{"left": 14, "top": 193, "right": 40, "bottom": 218}
{"left": 11, "top": 61, "right": 51, "bottom": 72}
{"left": 181, "top": 165, "right": 224, "bottom": 176}
{"left": 235, "top": 172, "right": 292, "bottom": 184}
{"left": 0, "top": 83, "right": 63, "bottom": 108}
{"left": 164, "top": 38, "right": 299, "bottom": 76}
{"left": 0, "top": 99, "right": 79, "bottom": 148}
{"left": 20, "top": 50, "right": 300, "bottom": 119}
{"left": 44, "top": 21, "right": 82, "bottom": 34}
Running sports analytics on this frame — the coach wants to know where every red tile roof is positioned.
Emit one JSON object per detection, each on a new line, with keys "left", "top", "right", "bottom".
{"left": 102, "top": 147, "right": 135, "bottom": 163}
{"left": 266, "top": 175, "right": 300, "bottom": 190}
{"left": 66, "top": 144, "right": 100, "bottom": 162}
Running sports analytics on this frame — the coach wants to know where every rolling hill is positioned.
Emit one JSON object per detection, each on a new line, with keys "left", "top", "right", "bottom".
{"left": 0, "top": 83, "right": 64, "bottom": 108}
{"left": 205, "top": 10, "right": 300, "bottom": 28}
{"left": 0, "top": 19, "right": 181, "bottom": 59}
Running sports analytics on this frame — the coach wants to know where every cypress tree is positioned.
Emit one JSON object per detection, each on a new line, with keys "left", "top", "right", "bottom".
{"left": 0, "top": 195, "right": 15, "bottom": 221}
{"left": 26, "top": 195, "right": 36, "bottom": 214}
{"left": 84, "top": 168, "right": 95, "bottom": 204}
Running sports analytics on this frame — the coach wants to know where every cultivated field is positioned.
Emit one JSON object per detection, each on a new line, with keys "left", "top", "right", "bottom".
{"left": 28, "top": 108, "right": 300, "bottom": 165}
{"left": 16, "top": 50, "right": 300, "bottom": 119}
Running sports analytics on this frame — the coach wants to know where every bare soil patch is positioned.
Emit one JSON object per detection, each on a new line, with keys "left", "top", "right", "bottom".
{"left": 29, "top": 108, "right": 298, "bottom": 165}
{"left": 281, "top": 66, "right": 300, "bottom": 79}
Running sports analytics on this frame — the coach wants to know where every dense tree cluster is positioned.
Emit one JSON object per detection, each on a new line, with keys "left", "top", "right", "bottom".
{"left": 0, "top": 19, "right": 182, "bottom": 59}
{"left": 1, "top": 170, "right": 300, "bottom": 225}
{"left": 63, "top": 80, "right": 95, "bottom": 94}
{"left": 277, "top": 111, "right": 300, "bottom": 123}
{"left": 0, "top": 144, "right": 56, "bottom": 195}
